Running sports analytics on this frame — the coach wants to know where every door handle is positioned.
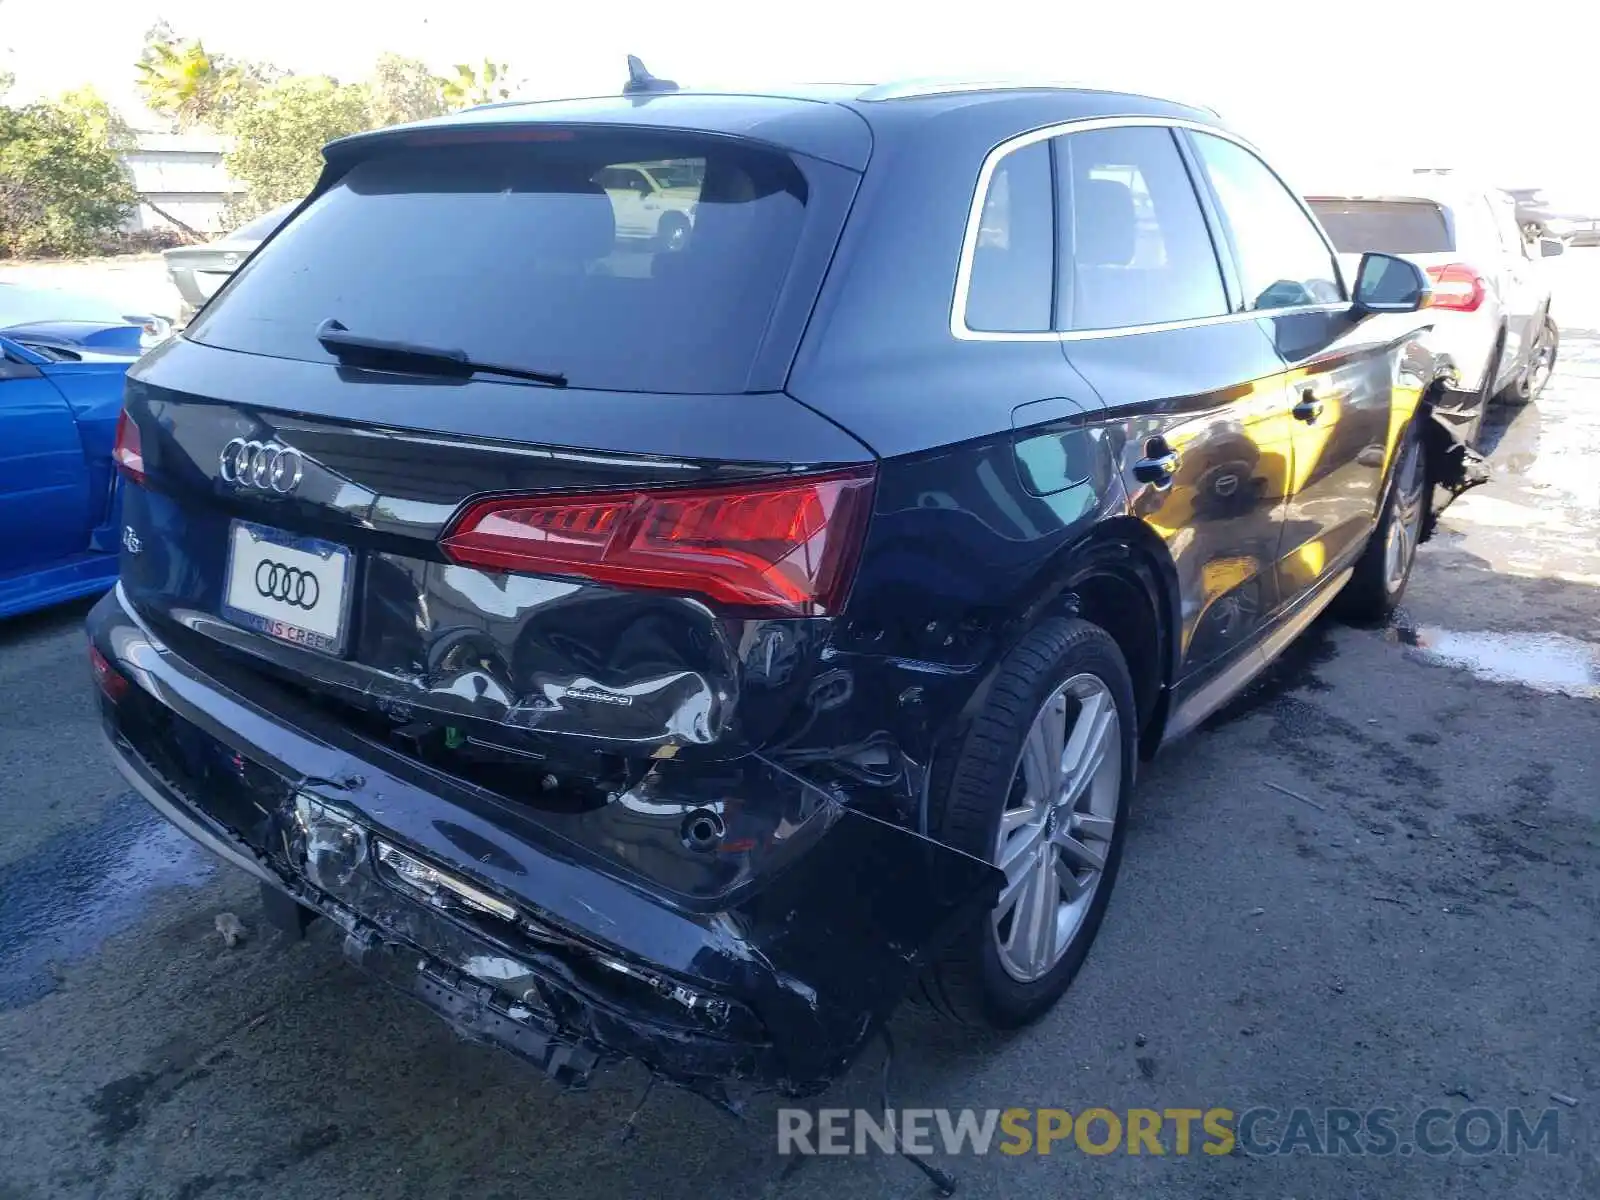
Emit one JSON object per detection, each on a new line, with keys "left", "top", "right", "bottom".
{"left": 1132, "top": 445, "right": 1180, "bottom": 486}
{"left": 1292, "top": 390, "right": 1325, "bottom": 423}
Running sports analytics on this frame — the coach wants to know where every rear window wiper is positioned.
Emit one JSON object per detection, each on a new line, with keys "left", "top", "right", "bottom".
{"left": 316, "top": 319, "right": 567, "bottom": 388}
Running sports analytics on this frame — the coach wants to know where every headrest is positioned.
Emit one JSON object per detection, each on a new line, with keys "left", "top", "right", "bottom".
{"left": 1075, "top": 179, "right": 1137, "bottom": 267}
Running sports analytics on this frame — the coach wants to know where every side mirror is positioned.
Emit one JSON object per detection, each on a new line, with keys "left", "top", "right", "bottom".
{"left": 1539, "top": 237, "right": 1565, "bottom": 258}
{"left": 1352, "top": 252, "right": 1429, "bottom": 314}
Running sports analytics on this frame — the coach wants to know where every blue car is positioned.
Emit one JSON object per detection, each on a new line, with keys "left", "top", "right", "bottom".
{"left": 0, "top": 306, "right": 146, "bottom": 619}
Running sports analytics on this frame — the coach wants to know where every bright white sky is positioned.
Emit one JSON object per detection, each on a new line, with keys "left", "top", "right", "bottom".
{"left": 6, "top": 0, "right": 1599, "bottom": 201}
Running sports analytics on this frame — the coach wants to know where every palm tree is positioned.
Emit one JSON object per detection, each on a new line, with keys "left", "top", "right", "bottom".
{"left": 440, "top": 60, "right": 514, "bottom": 109}
{"left": 134, "top": 38, "right": 244, "bottom": 130}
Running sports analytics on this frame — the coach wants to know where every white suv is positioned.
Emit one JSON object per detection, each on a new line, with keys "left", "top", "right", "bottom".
{"left": 1306, "top": 178, "right": 1562, "bottom": 441}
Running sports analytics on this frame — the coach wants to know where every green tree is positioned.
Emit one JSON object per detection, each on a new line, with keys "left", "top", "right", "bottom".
{"left": 59, "top": 86, "right": 135, "bottom": 152}
{"left": 0, "top": 89, "right": 136, "bottom": 257}
{"left": 225, "top": 76, "right": 371, "bottom": 216}
{"left": 440, "top": 60, "right": 515, "bottom": 109}
{"left": 368, "top": 53, "right": 448, "bottom": 127}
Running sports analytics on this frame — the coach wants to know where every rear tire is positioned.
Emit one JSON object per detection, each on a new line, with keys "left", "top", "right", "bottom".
{"left": 919, "top": 617, "right": 1136, "bottom": 1028}
{"left": 1340, "top": 423, "right": 1427, "bottom": 622}
{"left": 1524, "top": 316, "right": 1558, "bottom": 403}
{"left": 1500, "top": 316, "right": 1558, "bottom": 407}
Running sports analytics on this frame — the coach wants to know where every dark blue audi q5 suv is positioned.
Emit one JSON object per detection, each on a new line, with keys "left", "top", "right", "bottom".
{"left": 89, "top": 69, "right": 1464, "bottom": 1099}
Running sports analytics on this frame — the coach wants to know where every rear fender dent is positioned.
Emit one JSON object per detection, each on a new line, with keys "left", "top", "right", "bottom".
{"left": 957, "top": 521, "right": 1177, "bottom": 738}
{"left": 724, "top": 808, "right": 1002, "bottom": 1088}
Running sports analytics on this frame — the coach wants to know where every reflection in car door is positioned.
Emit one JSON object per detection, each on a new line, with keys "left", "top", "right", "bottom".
{"left": 1049, "top": 124, "right": 1296, "bottom": 683}
{"left": 1185, "top": 131, "right": 1399, "bottom": 604}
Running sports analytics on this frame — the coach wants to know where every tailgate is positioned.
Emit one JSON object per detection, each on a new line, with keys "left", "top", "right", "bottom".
{"left": 120, "top": 342, "right": 872, "bottom": 761}
{"left": 116, "top": 119, "right": 882, "bottom": 903}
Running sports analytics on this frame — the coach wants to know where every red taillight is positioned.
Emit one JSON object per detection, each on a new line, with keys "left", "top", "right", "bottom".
{"left": 89, "top": 644, "right": 129, "bottom": 703}
{"left": 1424, "top": 263, "right": 1487, "bottom": 312}
{"left": 113, "top": 410, "right": 145, "bottom": 485}
{"left": 441, "top": 468, "right": 877, "bottom": 615}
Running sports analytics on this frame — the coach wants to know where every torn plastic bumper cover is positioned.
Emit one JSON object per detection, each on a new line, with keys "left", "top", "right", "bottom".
{"left": 89, "top": 587, "right": 1001, "bottom": 1096}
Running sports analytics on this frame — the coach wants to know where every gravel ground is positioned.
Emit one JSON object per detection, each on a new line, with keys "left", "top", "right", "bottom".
{"left": 0, "top": 257, "right": 1596, "bottom": 1200}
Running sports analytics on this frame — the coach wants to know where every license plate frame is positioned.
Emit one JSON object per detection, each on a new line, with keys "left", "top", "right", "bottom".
{"left": 221, "top": 519, "right": 355, "bottom": 656}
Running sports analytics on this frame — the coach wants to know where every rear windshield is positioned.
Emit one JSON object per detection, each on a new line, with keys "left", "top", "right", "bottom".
{"left": 1307, "top": 199, "right": 1453, "bottom": 254}
{"left": 186, "top": 131, "right": 811, "bottom": 394}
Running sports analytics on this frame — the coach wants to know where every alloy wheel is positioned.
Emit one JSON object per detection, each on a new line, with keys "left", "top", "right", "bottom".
{"left": 991, "top": 674, "right": 1121, "bottom": 983}
{"left": 1384, "top": 436, "right": 1426, "bottom": 593}
{"left": 1527, "top": 328, "right": 1556, "bottom": 400}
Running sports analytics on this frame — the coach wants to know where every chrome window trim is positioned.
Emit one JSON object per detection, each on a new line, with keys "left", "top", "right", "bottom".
{"left": 951, "top": 115, "right": 1349, "bottom": 343}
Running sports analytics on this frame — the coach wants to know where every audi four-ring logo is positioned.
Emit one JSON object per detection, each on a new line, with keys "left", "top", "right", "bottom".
{"left": 254, "top": 560, "right": 320, "bottom": 609}
{"left": 220, "top": 438, "right": 304, "bottom": 494}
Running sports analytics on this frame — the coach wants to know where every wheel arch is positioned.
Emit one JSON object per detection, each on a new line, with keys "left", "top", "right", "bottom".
{"left": 982, "top": 517, "right": 1182, "bottom": 760}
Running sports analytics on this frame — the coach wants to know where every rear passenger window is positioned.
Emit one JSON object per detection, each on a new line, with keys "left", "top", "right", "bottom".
{"left": 1189, "top": 132, "right": 1343, "bottom": 310}
{"left": 1054, "top": 126, "right": 1227, "bottom": 331}
{"left": 964, "top": 140, "right": 1054, "bottom": 333}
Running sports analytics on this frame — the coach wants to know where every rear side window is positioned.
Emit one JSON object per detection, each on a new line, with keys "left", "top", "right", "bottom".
{"left": 186, "top": 132, "right": 811, "bottom": 394}
{"left": 1190, "top": 133, "right": 1343, "bottom": 310}
{"left": 1054, "top": 126, "right": 1227, "bottom": 331}
{"left": 964, "top": 140, "right": 1055, "bottom": 333}
{"left": 1306, "top": 199, "right": 1453, "bottom": 254}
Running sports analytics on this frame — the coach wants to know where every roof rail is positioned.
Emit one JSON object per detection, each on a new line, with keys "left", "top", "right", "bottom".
{"left": 855, "top": 77, "right": 1219, "bottom": 116}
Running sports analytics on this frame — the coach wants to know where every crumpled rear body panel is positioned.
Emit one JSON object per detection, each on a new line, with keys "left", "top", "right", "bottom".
{"left": 92, "top": 586, "right": 1002, "bottom": 1095}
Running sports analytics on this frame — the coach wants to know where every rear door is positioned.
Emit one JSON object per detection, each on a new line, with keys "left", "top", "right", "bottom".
{"left": 1186, "top": 130, "right": 1393, "bottom": 604}
{"left": 1482, "top": 189, "right": 1539, "bottom": 373}
{"left": 1051, "top": 123, "right": 1296, "bottom": 680}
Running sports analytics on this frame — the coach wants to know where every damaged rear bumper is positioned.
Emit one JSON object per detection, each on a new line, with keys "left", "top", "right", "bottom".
{"left": 89, "top": 586, "right": 999, "bottom": 1096}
